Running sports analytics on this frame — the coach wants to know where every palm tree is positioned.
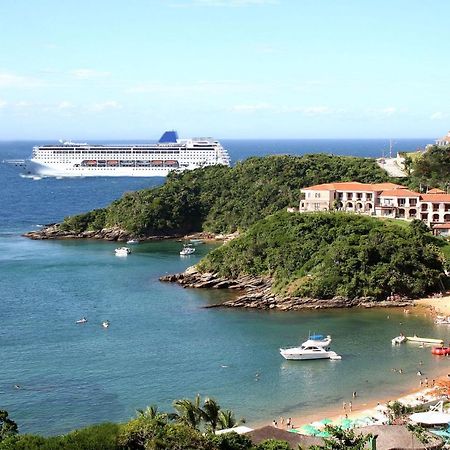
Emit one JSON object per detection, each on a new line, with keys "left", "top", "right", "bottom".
{"left": 218, "top": 409, "right": 246, "bottom": 430}
{"left": 201, "top": 397, "right": 221, "bottom": 433}
{"left": 136, "top": 405, "right": 159, "bottom": 419}
{"left": 172, "top": 394, "right": 203, "bottom": 430}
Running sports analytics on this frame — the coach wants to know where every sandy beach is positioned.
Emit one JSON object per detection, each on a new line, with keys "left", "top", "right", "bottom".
{"left": 268, "top": 371, "right": 450, "bottom": 433}
{"left": 415, "top": 295, "right": 450, "bottom": 316}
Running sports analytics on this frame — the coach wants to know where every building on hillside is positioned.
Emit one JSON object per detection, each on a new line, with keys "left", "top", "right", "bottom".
{"left": 299, "top": 182, "right": 450, "bottom": 228}
{"left": 436, "top": 131, "right": 450, "bottom": 147}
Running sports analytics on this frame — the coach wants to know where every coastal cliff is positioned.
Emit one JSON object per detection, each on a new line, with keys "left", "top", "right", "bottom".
{"left": 160, "top": 269, "right": 414, "bottom": 310}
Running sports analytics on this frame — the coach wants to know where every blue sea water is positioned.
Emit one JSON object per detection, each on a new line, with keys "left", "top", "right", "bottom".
{"left": 1, "top": 139, "right": 448, "bottom": 436}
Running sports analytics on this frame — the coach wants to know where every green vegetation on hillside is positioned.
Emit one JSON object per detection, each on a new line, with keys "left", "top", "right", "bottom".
{"left": 0, "top": 403, "right": 375, "bottom": 450}
{"left": 59, "top": 154, "right": 390, "bottom": 236}
{"left": 405, "top": 145, "right": 450, "bottom": 190}
{"left": 197, "top": 212, "right": 447, "bottom": 299}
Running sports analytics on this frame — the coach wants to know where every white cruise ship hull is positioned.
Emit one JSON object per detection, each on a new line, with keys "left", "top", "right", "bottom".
{"left": 23, "top": 160, "right": 182, "bottom": 178}
{"left": 8, "top": 131, "right": 230, "bottom": 178}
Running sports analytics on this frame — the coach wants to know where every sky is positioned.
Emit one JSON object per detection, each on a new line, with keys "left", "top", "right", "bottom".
{"left": 0, "top": 0, "right": 449, "bottom": 139}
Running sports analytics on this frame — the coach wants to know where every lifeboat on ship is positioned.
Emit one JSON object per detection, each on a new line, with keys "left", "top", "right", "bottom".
{"left": 86, "top": 160, "right": 97, "bottom": 166}
{"left": 151, "top": 160, "right": 163, "bottom": 166}
{"left": 107, "top": 160, "right": 118, "bottom": 166}
{"left": 164, "top": 160, "right": 179, "bottom": 167}
{"left": 431, "top": 346, "right": 450, "bottom": 355}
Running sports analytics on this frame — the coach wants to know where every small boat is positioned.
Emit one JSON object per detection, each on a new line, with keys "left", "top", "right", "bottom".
{"left": 431, "top": 346, "right": 450, "bottom": 356}
{"left": 189, "top": 239, "right": 204, "bottom": 244}
{"left": 180, "top": 244, "right": 195, "bottom": 256}
{"left": 102, "top": 320, "right": 110, "bottom": 328}
{"left": 406, "top": 335, "right": 444, "bottom": 345}
{"left": 76, "top": 317, "right": 88, "bottom": 324}
{"left": 126, "top": 239, "right": 139, "bottom": 244}
{"left": 435, "top": 316, "right": 450, "bottom": 325}
{"left": 115, "top": 247, "right": 131, "bottom": 256}
{"left": 280, "top": 344, "right": 341, "bottom": 361}
{"left": 391, "top": 334, "right": 406, "bottom": 345}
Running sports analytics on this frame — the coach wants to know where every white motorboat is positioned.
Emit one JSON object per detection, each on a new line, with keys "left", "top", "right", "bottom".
{"left": 102, "top": 320, "right": 110, "bottom": 328}
{"left": 115, "top": 247, "right": 131, "bottom": 256}
{"left": 391, "top": 334, "right": 406, "bottom": 345}
{"left": 76, "top": 317, "right": 88, "bottom": 324}
{"left": 280, "top": 344, "right": 341, "bottom": 361}
{"left": 180, "top": 244, "right": 195, "bottom": 256}
{"left": 126, "top": 239, "right": 139, "bottom": 244}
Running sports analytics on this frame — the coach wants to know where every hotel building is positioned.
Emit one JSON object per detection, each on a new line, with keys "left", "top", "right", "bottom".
{"left": 299, "top": 182, "right": 450, "bottom": 234}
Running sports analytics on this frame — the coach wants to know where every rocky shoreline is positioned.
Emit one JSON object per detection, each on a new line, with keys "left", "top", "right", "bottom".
{"left": 23, "top": 224, "right": 169, "bottom": 241}
{"left": 159, "top": 268, "right": 414, "bottom": 311}
{"left": 23, "top": 224, "right": 226, "bottom": 242}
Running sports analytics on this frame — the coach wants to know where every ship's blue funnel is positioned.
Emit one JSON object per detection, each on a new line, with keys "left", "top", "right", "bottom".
{"left": 158, "top": 131, "right": 178, "bottom": 143}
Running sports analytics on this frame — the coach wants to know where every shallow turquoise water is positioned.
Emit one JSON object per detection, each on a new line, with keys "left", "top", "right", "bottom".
{"left": 1, "top": 236, "right": 450, "bottom": 435}
{"left": 1, "top": 140, "right": 449, "bottom": 436}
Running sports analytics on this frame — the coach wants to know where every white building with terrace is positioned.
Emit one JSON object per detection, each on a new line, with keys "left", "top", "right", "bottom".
{"left": 299, "top": 182, "right": 450, "bottom": 230}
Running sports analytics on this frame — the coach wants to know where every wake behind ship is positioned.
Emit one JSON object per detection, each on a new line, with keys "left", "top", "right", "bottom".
{"left": 7, "top": 131, "right": 230, "bottom": 177}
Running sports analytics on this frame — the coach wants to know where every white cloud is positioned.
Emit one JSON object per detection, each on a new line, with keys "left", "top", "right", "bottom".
{"left": 230, "top": 103, "right": 271, "bottom": 113}
{"left": 0, "top": 99, "right": 7, "bottom": 108}
{"left": 70, "top": 69, "right": 111, "bottom": 80}
{"left": 57, "top": 101, "right": 75, "bottom": 110}
{"left": 0, "top": 72, "right": 43, "bottom": 89}
{"left": 430, "top": 111, "right": 448, "bottom": 120}
{"left": 87, "top": 101, "right": 122, "bottom": 112}
{"left": 302, "top": 106, "right": 333, "bottom": 116}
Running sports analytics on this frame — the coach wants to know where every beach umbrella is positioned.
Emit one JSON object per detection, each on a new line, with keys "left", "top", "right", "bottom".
{"left": 301, "top": 424, "right": 320, "bottom": 435}
{"left": 340, "top": 418, "right": 353, "bottom": 429}
{"left": 320, "top": 418, "right": 332, "bottom": 425}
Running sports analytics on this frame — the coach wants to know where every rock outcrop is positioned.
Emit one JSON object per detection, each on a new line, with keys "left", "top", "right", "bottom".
{"left": 159, "top": 269, "right": 414, "bottom": 311}
{"left": 23, "top": 224, "right": 170, "bottom": 241}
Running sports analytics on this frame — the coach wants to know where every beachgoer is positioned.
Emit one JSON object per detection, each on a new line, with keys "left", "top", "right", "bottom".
{"left": 419, "top": 360, "right": 423, "bottom": 365}
{"left": 352, "top": 391, "right": 357, "bottom": 398}
{"left": 432, "top": 379, "right": 435, "bottom": 386}
{"left": 287, "top": 417, "right": 291, "bottom": 427}
{"left": 398, "top": 369, "right": 403, "bottom": 374}
{"left": 280, "top": 417, "right": 284, "bottom": 426}
{"left": 343, "top": 401, "right": 347, "bottom": 411}
{"left": 272, "top": 420, "right": 277, "bottom": 427}
{"left": 420, "top": 379, "right": 423, "bottom": 386}
{"left": 417, "top": 371, "right": 422, "bottom": 376}
{"left": 425, "top": 378, "right": 429, "bottom": 387}
{"left": 349, "top": 401, "right": 352, "bottom": 412}
{"left": 14, "top": 384, "right": 20, "bottom": 389}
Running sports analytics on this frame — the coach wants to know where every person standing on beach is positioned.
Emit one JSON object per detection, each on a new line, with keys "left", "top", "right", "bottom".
{"left": 343, "top": 401, "right": 347, "bottom": 411}
{"left": 349, "top": 401, "right": 352, "bottom": 412}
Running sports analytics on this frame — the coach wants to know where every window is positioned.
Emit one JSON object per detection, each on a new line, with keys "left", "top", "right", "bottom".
{"left": 398, "top": 198, "right": 406, "bottom": 206}
{"left": 314, "top": 192, "right": 321, "bottom": 198}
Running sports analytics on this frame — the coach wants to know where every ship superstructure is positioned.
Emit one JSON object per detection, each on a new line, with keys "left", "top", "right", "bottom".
{"left": 10, "top": 131, "right": 230, "bottom": 177}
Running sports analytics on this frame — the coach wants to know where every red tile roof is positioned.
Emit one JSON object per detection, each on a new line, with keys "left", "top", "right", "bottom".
{"left": 302, "top": 182, "right": 404, "bottom": 192}
{"left": 380, "top": 189, "right": 421, "bottom": 197}
{"left": 421, "top": 194, "right": 450, "bottom": 202}
{"left": 433, "top": 223, "right": 450, "bottom": 229}
{"left": 427, "top": 188, "right": 446, "bottom": 194}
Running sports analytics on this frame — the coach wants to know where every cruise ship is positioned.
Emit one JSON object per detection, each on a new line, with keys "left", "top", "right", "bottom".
{"left": 8, "top": 131, "right": 230, "bottom": 177}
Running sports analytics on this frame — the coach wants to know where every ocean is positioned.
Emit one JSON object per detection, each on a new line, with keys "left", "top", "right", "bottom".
{"left": 1, "top": 138, "right": 448, "bottom": 436}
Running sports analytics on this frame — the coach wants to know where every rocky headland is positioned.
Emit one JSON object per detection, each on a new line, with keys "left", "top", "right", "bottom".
{"left": 159, "top": 267, "right": 414, "bottom": 311}
{"left": 23, "top": 223, "right": 170, "bottom": 241}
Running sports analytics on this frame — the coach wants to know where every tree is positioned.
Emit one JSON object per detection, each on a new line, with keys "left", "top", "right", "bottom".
{"left": 173, "top": 395, "right": 203, "bottom": 430}
{"left": 202, "top": 397, "right": 221, "bottom": 433}
{"left": 0, "top": 411, "right": 18, "bottom": 442}
{"left": 310, "top": 425, "right": 372, "bottom": 450}
{"left": 218, "top": 410, "right": 245, "bottom": 430}
{"left": 208, "top": 431, "right": 253, "bottom": 450}
{"left": 254, "top": 439, "right": 291, "bottom": 450}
